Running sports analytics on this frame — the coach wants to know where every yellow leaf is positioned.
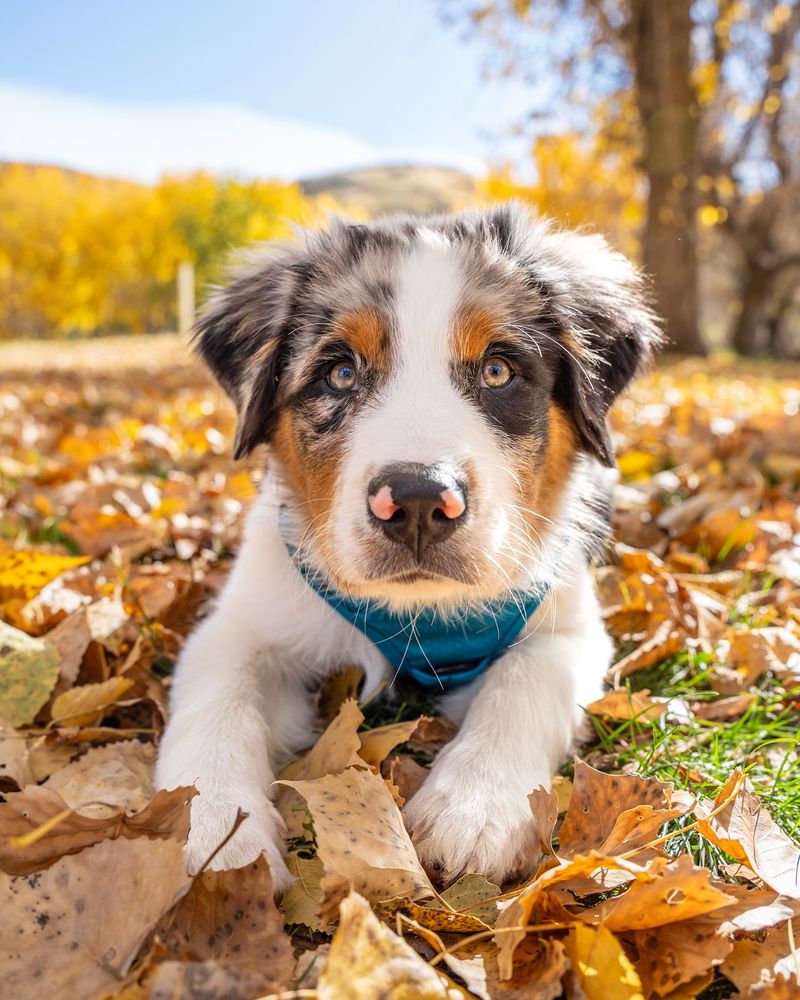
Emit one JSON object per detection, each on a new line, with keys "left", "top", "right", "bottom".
{"left": 565, "top": 925, "right": 645, "bottom": 1000}
{"left": 0, "top": 551, "right": 89, "bottom": 604}
{"left": 617, "top": 450, "right": 656, "bottom": 479}
{"left": 50, "top": 676, "right": 135, "bottom": 726}
{"left": 317, "top": 891, "right": 466, "bottom": 1000}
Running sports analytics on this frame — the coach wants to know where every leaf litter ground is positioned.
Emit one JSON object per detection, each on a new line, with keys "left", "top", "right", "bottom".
{"left": 1, "top": 336, "right": 800, "bottom": 999}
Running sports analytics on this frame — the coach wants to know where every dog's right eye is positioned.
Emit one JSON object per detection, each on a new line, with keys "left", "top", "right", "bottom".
{"left": 326, "top": 360, "right": 359, "bottom": 392}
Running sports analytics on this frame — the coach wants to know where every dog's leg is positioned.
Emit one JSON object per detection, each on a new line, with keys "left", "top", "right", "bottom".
{"left": 155, "top": 606, "right": 311, "bottom": 891}
{"left": 404, "top": 564, "right": 609, "bottom": 884}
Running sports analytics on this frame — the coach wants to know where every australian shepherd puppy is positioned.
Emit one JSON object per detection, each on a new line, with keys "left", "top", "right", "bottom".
{"left": 156, "top": 203, "right": 660, "bottom": 892}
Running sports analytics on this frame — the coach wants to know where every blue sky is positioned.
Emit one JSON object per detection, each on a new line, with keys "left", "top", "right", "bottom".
{"left": 0, "top": 0, "right": 535, "bottom": 181}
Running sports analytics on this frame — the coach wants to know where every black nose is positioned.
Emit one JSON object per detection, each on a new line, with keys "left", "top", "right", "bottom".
{"left": 367, "top": 463, "right": 467, "bottom": 561}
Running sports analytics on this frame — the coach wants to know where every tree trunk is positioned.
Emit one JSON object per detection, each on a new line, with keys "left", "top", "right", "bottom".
{"left": 732, "top": 266, "right": 771, "bottom": 357}
{"left": 629, "top": 0, "right": 704, "bottom": 354}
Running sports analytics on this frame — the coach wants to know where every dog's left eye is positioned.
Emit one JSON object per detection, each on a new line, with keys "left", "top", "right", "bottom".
{"left": 481, "top": 356, "right": 514, "bottom": 389}
{"left": 326, "top": 360, "right": 359, "bottom": 392}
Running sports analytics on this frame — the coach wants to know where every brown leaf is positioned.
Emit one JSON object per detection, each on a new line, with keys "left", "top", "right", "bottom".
{"left": 50, "top": 676, "right": 135, "bottom": 726}
{"left": 358, "top": 717, "right": 425, "bottom": 768}
{"left": 0, "top": 836, "right": 192, "bottom": 1000}
{"left": 528, "top": 786, "right": 559, "bottom": 860}
{"left": 722, "top": 917, "right": 800, "bottom": 994}
{"left": 145, "top": 960, "right": 268, "bottom": 1000}
{"left": 280, "top": 767, "right": 434, "bottom": 918}
{"left": 590, "top": 855, "right": 735, "bottom": 931}
{"left": 161, "top": 856, "right": 293, "bottom": 994}
{"left": 690, "top": 692, "right": 756, "bottom": 721}
{"left": 634, "top": 917, "right": 733, "bottom": 996}
{"left": 384, "top": 753, "right": 428, "bottom": 804}
{"left": 43, "top": 738, "right": 157, "bottom": 816}
{"left": 558, "top": 759, "right": 692, "bottom": 859}
{"left": 45, "top": 608, "right": 92, "bottom": 687}
{"left": 0, "top": 781, "right": 195, "bottom": 875}
{"left": 696, "top": 773, "right": 800, "bottom": 899}
{"left": 586, "top": 687, "right": 667, "bottom": 722}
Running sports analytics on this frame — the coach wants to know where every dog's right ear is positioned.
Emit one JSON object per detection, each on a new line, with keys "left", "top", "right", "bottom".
{"left": 194, "top": 250, "right": 310, "bottom": 460}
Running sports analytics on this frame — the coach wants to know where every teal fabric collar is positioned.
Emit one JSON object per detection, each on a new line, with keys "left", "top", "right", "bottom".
{"left": 291, "top": 552, "right": 547, "bottom": 690}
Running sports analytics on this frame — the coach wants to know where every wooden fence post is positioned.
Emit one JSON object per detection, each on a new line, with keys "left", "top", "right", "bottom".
{"left": 177, "top": 261, "right": 195, "bottom": 339}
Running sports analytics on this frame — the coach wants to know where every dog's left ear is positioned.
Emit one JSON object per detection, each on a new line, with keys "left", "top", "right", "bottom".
{"left": 194, "top": 248, "right": 310, "bottom": 460}
{"left": 533, "top": 225, "right": 663, "bottom": 466}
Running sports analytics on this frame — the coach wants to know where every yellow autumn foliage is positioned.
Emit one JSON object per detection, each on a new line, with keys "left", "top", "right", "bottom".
{"left": 481, "top": 129, "right": 645, "bottom": 259}
{"left": 0, "top": 164, "right": 338, "bottom": 338}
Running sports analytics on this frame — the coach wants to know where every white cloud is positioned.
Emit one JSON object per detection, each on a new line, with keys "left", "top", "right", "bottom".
{"left": 0, "top": 82, "right": 482, "bottom": 182}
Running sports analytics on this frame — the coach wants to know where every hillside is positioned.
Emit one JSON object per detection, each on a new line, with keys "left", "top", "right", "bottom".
{"left": 300, "top": 163, "right": 479, "bottom": 217}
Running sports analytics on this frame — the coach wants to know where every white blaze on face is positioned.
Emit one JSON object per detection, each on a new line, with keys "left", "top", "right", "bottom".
{"left": 325, "top": 230, "right": 522, "bottom": 596}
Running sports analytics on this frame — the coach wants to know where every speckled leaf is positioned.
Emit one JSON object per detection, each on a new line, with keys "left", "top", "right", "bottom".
{"left": 280, "top": 767, "right": 434, "bottom": 918}
{"left": 559, "top": 758, "right": 691, "bottom": 858}
{"left": 0, "top": 836, "right": 192, "bottom": 1000}
{"left": 161, "top": 856, "right": 293, "bottom": 994}
{"left": 0, "top": 620, "right": 61, "bottom": 725}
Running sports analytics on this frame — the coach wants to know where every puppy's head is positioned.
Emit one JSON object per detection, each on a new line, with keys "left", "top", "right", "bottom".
{"left": 198, "top": 205, "right": 660, "bottom": 609}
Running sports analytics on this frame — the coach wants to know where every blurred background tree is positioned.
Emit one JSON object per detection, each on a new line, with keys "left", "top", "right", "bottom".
{"left": 448, "top": 0, "right": 800, "bottom": 356}
{"left": 0, "top": 166, "right": 333, "bottom": 338}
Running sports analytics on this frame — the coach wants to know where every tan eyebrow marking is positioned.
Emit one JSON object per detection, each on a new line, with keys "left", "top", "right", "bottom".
{"left": 335, "top": 309, "right": 392, "bottom": 367}
{"left": 452, "top": 307, "right": 502, "bottom": 363}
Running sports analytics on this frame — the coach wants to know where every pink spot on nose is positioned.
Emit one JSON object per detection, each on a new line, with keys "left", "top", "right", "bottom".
{"left": 440, "top": 488, "right": 466, "bottom": 520}
{"left": 369, "top": 484, "right": 399, "bottom": 521}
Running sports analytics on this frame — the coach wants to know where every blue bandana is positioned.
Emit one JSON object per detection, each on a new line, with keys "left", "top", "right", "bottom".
{"left": 292, "top": 555, "right": 547, "bottom": 690}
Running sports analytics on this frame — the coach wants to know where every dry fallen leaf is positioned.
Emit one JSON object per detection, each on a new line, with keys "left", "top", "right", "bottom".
{"left": 316, "top": 891, "right": 466, "bottom": 1000}
{"left": 0, "top": 621, "right": 60, "bottom": 725}
{"left": 159, "top": 856, "right": 294, "bottom": 996}
{"left": 50, "top": 675, "right": 135, "bottom": 726}
{"left": 0, "top": 836, "right": 192, "bottom": 1000}
{"left": 696, "top": 772, "right": 800, "bottom": 899}
{"left": 586, "top": 687, "right": 667, "bottom": 722}
{"left": 565, "top": 924, "right": 645, "bottom": 1000}
{"left": 0, "top": 780, "right": 195, "bottom": 874}
{"left": 558, "top": 759, "right": 692, "bottom": 859}
{"left": 280, "top": 767, "right": 435, "bottom": 918}
{"left": 0, "top": 550, "right": 89, "bottom": 604}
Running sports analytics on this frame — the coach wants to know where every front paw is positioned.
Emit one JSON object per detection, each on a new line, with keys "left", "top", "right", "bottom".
{"left": 404, "top": 769, "right": 542, "bottom": 886}
{"left": 186, "top": 791, "right": 293, "bottom": 894}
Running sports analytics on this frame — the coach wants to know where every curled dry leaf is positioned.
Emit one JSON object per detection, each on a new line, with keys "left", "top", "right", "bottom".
{"left": 316, "top": 891, "right": 466, "bottom": 1000}
{"left": 280, "top": 767, "right": 434, "bottom": 919}
{"left": 44, "top": 608, "right": 92, "bottom": 688}
{"left": 721, "top": 917, "right": 800, "bottom": 994}
{"left": 0, "top": 781, "right": 195, "bottom": 875}
{"left": 358, "top": 716, "right": 426, "bottom": 768}
{"left": 42, "top": 739, "right": 157, "bottom": 815}
{"left": 281, "top": 851, "right": 327, "bottom": 931}
{"left": 590, "top": 855, "right": 735, "bottom": 932}
{"left": 558, "top": 759, "right": 693, "bottom": 859}
{"left": 565, "top": 924, "right": 645, "bottom": 1000}
{"left": 385, "top": 753, "right": 429, "bottom": 804}
{"left": 0, "top": 836, "right": 192, "bottom": 1000}
{"left": 0, "top": 620, "right": 60, "bottom": 726}
{"left": 696, "top": 772, "right": 800, "bottom": 899}
{"left": 50, "top": 675, "right": 135, "bottom": 726}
